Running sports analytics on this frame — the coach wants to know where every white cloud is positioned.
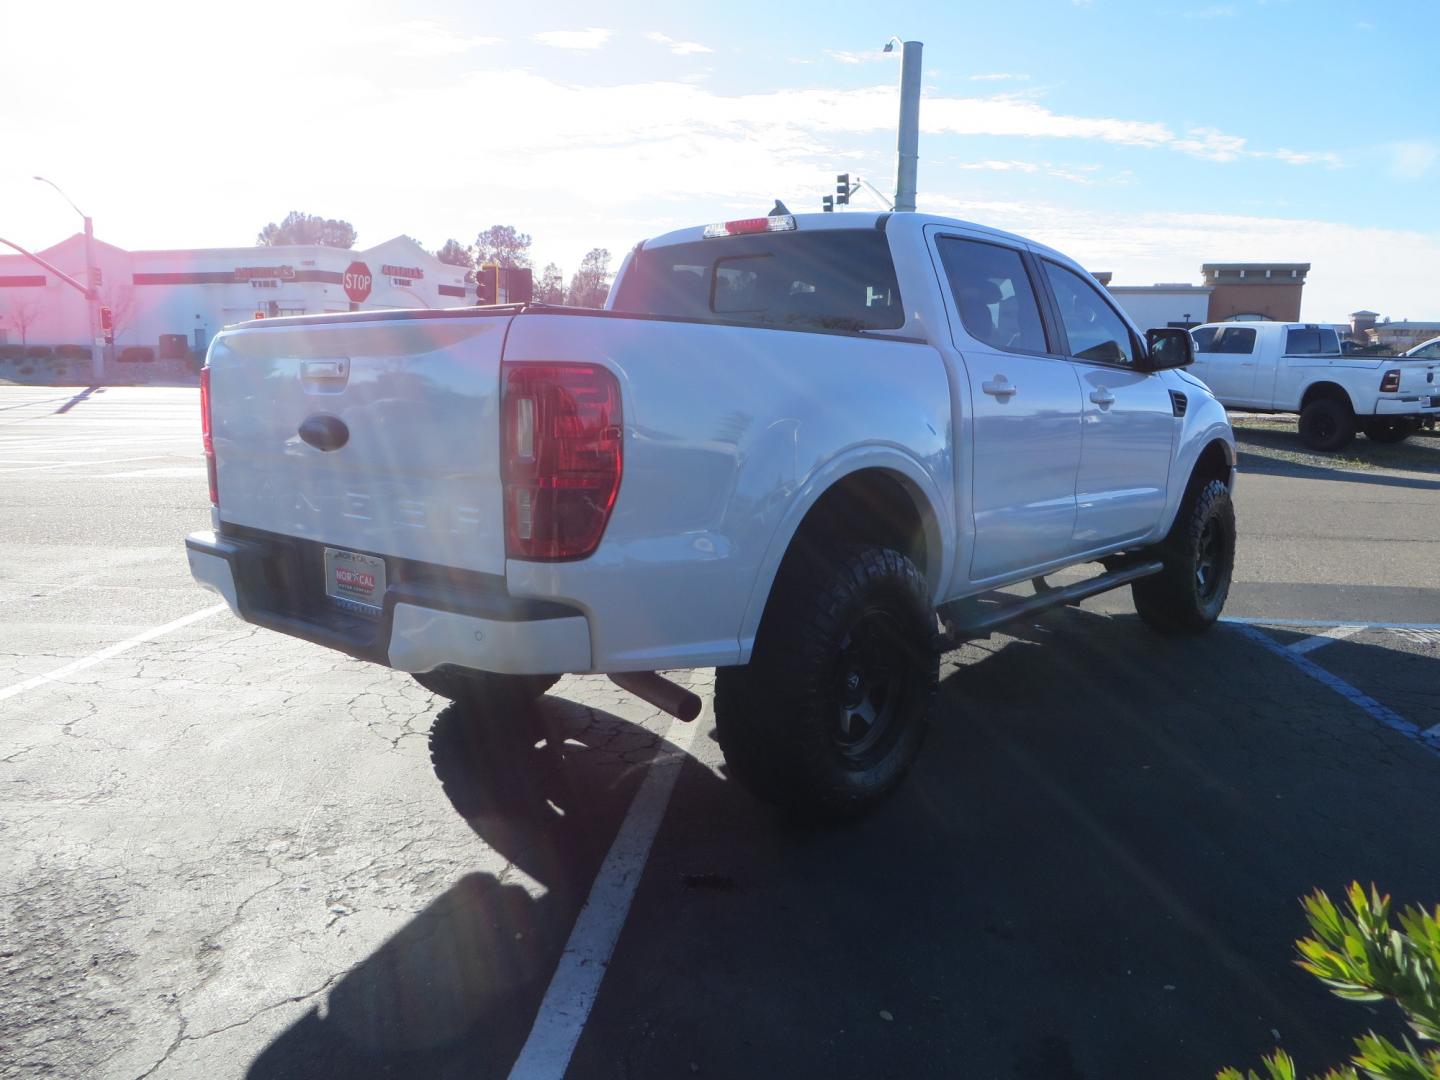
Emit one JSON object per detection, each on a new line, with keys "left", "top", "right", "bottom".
{"left": 646, "top": 32, "right": 714, "bottom": 55}
{"left": 1387, "top": 141, "right": 1438, "bottom": 180}
{"left": 344, "top": 20, "right": 500, "bottom": 55}
{"left": 1172, "top": 126, "right": 1248, "bottom": 162}
{"left": 1262, "top": 148, "right": 1344, "bottom": 168}
{"left": 957, "top": 160, "right": 1041, "bottom": 174}
{"left": 533, "top": 27, "right": 613, "bottom": 51}
{"left": 953, "top": 160, "right": 1112, "bottom": 185}
{"left": 924, "top": 93, "right": 1176, "bottom": 147}
{"left": 824, "top": 49, "right": 888, "bottom": 65}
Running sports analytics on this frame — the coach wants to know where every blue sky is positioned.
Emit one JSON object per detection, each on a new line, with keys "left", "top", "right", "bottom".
{"left": 2, "top": 0, "right": 1435, "bottom": 319}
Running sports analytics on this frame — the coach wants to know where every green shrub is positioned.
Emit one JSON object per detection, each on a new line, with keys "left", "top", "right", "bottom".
{"left": 1219, "top": 883, "right": 1440, "bottom": 1080}
{"left": 0, "top": 344, "right": 23, "bottom": 361}
{"left": 18, "top": 365, "right": 34, "bottom": 375}
{"left": 53, "top": 344, "right": 90, "bottom": 361}
{"left": 118, "top": 346, "right": 156, "bottom": 364}
{"left": 24, "top": 345, "right": 52, "bottom": 359}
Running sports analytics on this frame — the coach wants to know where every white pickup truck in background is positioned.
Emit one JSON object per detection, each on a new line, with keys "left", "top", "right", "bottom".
{"left": 1189, "top": 321, "right": 1440, "bottom": 450}
{"left": 188, "top": 211, "right": 1236, "bottom": 819}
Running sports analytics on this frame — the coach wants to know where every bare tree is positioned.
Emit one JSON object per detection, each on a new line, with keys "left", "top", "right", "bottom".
{"left": 2, "top": 295, "right": 42, "bottom": 346}
{"left": 256, "top": 211, "right": 357, "bottom": 248}
{"left": 534, "top": 262, "right": 565, "bottom": 305}
{"left": 474, "top": 225, "right": 533, "bottom": 269}
{"left": 436, "top": 239, "right": 476, "bottom": 284}
{"left": 436, "top": 239, "right": 475, "bottom": 269}
{"left": 99, "top": 284, "right": 136, "bottom": 345}
{"left": 565, "top": 248, "right": 612, "bottom": 308}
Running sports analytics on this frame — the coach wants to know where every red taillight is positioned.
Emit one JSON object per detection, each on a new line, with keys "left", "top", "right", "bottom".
{"left": 1380, "top": 369, "right": 1401, "bottom": 393}
{"left": 199, "top": 366, "right": 217, "bottom": 506}
{"left": 502, "top": 362, "right": 622, "bottom": 561}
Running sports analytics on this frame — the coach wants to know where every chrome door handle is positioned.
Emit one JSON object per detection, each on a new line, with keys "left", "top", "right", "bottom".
{"left": 1089, "top": 387, "right": 1116, "bottom": 408}
{"left": 982, "top": 377, "right": 1018, "bottom": 399}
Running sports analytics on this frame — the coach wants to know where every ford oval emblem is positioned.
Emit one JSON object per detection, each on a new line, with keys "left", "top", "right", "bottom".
{"left": 298, "top": 414, "right": 349, "bottom": 452}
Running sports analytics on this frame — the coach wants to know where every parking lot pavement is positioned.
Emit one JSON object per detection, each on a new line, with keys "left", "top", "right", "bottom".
{"left": 564, "top": 613, "right": 1440, "bottom": 1080}
{"left": 3, "top": 386, "right": 1439, "bottom": 1080}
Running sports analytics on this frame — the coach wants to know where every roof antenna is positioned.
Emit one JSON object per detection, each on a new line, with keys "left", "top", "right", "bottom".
{"left": 769, "top": 199, "right": 791, "bottom": 217}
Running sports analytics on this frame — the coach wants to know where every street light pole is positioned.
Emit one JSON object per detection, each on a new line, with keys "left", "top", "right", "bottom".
{"left": 893, "top": 40, "right": 923, "bottom": 213}
{"left": 34, "top": 176, "right": 102, "bottom": 383}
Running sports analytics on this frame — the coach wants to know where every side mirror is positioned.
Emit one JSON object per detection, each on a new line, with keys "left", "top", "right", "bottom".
{"left": 1143, "top": 327, "right": 1194, "bottom": 371}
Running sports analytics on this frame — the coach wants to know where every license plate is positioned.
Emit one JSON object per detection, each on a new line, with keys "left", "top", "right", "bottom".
{"left": 323, "top": 547, "right": 386, "bottom": 613}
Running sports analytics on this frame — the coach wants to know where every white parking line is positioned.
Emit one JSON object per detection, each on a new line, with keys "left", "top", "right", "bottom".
{"left": 1287, "top": 624, "right": 1365, "bottom": 655}
{"left": 1233, "top": 623, "right": 1439, "bottom": 756}
{"left": 0, "top": 603, "right": 227, "bottom": 705}
{"left": 0, "top": 454, "right": 177, "bottom": 474}
{"left": 1222, "top": 617, "right": 1440, "bottom": 631}
{"left": 507, "top": 712, "right": 703, "bottom": 1080}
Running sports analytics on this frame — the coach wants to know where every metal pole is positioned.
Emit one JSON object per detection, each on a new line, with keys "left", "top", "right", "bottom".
{"left": 894, "top": 40, "right": 923, "bottom": 213}
{"left": 83, "top": 216, "right": 101, "bottom": 382}
{"left": 34, "top": 177, "right": 103, "bottom": 382}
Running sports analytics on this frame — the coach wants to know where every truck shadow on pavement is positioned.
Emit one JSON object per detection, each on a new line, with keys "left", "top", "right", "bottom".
{"left": 247, "top": 609, "right": 1440, "bottom": 1080}
{"left": 245, "top": 693, "right": 690, "bottom": 1080}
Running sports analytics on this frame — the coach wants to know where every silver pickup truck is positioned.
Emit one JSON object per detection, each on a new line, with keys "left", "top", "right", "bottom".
{"left": 188, "top": 211, "right": 1236, "bottom": 818}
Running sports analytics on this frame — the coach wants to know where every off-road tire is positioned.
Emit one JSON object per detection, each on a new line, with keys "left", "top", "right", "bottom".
{"left": 1132, "top": 478, "right": 1236, "bottom": 636}
{"left": 1298, "top": 397, "right": 1355, "bottom": 451}
{"left": 412, "top": 667, "right": 559, "bottom": 706}
{"left": 1362, "top": 418, "right": 1413, "bottom": 444}
{"left": 714, "top": 545, "right": 939, "bottom": 821}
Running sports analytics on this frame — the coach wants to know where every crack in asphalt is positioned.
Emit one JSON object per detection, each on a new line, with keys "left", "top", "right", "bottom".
{"left": 132, "top": 970, "right": 345, "bottom": 1080}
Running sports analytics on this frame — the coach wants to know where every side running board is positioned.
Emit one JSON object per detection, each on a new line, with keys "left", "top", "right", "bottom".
{"left": 938, "top": 560, "right": 1164, "bottom": 644}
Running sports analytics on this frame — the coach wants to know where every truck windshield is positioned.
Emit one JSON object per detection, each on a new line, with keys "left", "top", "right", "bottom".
{"left": 611, "top": 230, "right": 905, "bottom": 333}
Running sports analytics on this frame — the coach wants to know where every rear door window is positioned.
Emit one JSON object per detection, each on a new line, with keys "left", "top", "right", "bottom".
{"left": 611, "top": 230, "right": 904, "bottom": 332}
{"left": 935, "top": 237, "right": 1049, "bottom": 354}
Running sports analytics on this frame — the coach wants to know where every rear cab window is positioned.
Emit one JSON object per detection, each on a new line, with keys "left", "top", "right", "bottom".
{"left": 1285, "top": 327, "right": 1341, "bottom": 355}
{"left": 611, "top": 230, "right": 904, "bottom": 334}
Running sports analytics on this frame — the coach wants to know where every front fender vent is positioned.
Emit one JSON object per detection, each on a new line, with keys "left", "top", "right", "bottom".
{"left": 1169, "top": 390, "right": 1188, "bottom": 418}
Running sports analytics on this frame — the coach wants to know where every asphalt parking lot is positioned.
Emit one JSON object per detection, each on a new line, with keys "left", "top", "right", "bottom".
{"left": 3, "top": 386, "right": 1438, "bottom": 1080}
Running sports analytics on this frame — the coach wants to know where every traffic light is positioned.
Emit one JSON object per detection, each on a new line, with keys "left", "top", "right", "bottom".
{"left": 99, "top": 305, "right": 114, "bottom": 344}
{"left": 502, "top": 266, "right": 533, "bottom": 304}
{"left": 836, "top": 173, "right": 851, "bottom": 206}
{"left": 822, "top": 195, "right": 834, "bottom": 213}
{"left": 476, "top": 263, "right": 499, "bottom": 304}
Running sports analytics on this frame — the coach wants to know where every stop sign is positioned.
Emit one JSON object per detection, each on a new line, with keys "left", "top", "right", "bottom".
{"left": 342, "top": 261, "right": 372, "bottom": 303}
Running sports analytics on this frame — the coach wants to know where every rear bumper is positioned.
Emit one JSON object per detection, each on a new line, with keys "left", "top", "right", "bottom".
{"left": 1375, "top": 395, "right": 1440, "bottom": 416}
{"left": 185, "top": 528, "right": 591, "bottom": 675}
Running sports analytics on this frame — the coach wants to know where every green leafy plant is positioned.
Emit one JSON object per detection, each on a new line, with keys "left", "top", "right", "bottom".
{"left": 1219, "top": 883, "right": 1440, "bottom": 1080}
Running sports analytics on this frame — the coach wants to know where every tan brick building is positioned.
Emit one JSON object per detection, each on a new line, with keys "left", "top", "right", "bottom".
{"left": 1201, "top": 263, "right": 1309, "bottom": 322}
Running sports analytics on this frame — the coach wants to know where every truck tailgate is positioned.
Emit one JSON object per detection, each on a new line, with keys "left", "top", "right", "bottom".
{"left": 1397, "top": 358, "right": 1440, "bottom": 398}
{"left": 207, "top": 313, "right": 512, "bottom": 576}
